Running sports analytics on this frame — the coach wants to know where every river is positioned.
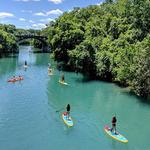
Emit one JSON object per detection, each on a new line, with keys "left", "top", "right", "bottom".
{"left": 0, "top": 46, "right": 149, "bottom": 150}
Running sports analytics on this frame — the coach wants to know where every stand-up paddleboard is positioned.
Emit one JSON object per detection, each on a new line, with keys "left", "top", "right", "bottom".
{"left": 104, "top": 125, "right": 128, "bottom": 143}
{"left": 59, "top": 80, "right": 68, "bottom": 85}
{"left": 24, "top": 65, "right": 28, "bottom": 69}
{"left": 48, "top": 72, "right": 53, "bottom": 76}
{"left": 62, "top": 112, "right": 73, "bottom": 127}
{"left": 48, "top": 68, "right": 53, "bottom": 76}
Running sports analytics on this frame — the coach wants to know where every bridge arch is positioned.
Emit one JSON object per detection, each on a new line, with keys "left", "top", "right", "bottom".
{"left": 16, "top": 34, "right": 50, "bottom": 52}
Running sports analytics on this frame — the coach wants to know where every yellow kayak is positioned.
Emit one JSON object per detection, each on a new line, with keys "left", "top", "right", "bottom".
{"left": 62, "top": 112, "right": 73, "bottom": 127}
{"left": 59, "top": 80, "right": 68, "bottom": 85}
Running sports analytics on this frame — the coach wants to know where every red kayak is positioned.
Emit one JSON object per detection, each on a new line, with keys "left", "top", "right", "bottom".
{"left": 7, "top": 77, "right": 24, "bottom": 82}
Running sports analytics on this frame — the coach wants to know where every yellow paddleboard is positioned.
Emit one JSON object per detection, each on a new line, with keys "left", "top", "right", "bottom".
{"left": 59, "top": 80, "right": 68, "bottom": 85}
{"left": 24, "top": 65, "right": 28, "bottom": 68}
{"left": 62, "top": 112, "right": 73, "bottom": 127}
{"left": 48, "top": 72, "right": 53, "bottom": 76}
{"left": 104, "top": 125, "right": 128, "bottom": 143}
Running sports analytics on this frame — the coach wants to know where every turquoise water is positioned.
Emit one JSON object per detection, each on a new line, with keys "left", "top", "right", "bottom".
{"left": 0, "top": 46, "right": 149, "bottom": 150}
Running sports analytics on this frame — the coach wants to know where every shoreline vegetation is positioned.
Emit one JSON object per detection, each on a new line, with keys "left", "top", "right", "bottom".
{"left": 0, "top": 24, "right": 42, "bottom": 56}
{"left": 0, "top": 0, "right": 150, "bottom": 99}
{"left": 0, "top": 24, "right": 18, "bottom": 56}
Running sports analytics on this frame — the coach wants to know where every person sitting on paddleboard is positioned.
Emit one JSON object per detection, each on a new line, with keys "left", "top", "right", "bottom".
{"left": 48, "top": 65, "right": 52, "bottom": 73}
{"left": 111, "top": 116, "right": 117, "bottom": 134}
{"left": 66, "top": 104, "right": 70, "bottom": 119}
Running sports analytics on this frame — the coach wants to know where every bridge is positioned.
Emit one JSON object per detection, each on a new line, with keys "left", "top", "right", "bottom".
{"left": 16, "top": 34, "right": 50, "bottom": 52}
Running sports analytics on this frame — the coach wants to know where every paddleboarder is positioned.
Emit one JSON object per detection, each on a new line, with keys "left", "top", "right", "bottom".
{"left": 25, "top": 60, "right": 27, "bottom": 66}
{"left": 66, "top": 104, "right": 70, "bottom": 119}
{"left": 61, "top": 73, "right": 65, "bottom": 82}
{"left": 111, "top": 115, "right": 117, "bottom": 134}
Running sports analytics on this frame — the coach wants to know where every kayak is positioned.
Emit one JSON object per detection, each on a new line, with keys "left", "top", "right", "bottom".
{"left": 7, "top": 79, "right": 16, "bottom": 82}
{"left": 15, "top": 77, "right": 24, "bottom": 81}
{"left": 8, "top": 77, "right": 24, "bottom": 82}
{"left": 104, "top": 125, "right": 128, "bottom": 143}
{"left": 62, "top": 112, "right": 73, "bottom": 127}
{"left": 59, "top": 80, "right": 68, "bottom": 85}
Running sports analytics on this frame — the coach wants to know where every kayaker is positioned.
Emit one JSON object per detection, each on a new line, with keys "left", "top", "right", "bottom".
{"left": 18, "top": 75, "right": 22, "bottom": 80}
{"left": 66, "top": 104, "right": 70, "bottom": 119}
{"left": 12, "top": 76, "right": 16, "bottom": 81}
{"left": 111, "top": 116, "right": 117, "bottom": 134}
{"left": 61, "top": 73, "right": 65, "bottom": 82}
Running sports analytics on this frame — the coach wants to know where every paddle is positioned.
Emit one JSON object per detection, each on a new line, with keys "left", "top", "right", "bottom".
{"left": 56, "top": 104, "right": 79, "bottom": 113}
{"left": 56, "top": 107, "right": 64, "bottom": 112}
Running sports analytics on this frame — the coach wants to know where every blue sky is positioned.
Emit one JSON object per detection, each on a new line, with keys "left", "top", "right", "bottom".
{"left": 0, "top": 0, "right": 104, "bottom": 29}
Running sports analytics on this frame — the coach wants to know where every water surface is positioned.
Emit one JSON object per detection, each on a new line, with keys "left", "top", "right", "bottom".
{"left": 0, "top": 46, "right": 149, "bottom": 150}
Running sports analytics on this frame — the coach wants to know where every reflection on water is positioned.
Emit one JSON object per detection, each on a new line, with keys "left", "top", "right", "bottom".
{"left": 0, "top": 55, "right": 18, "bottom": 76}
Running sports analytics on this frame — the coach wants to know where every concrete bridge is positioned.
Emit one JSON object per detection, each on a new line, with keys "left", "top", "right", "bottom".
{"left": 16, "top": 34, "right": 50, "bottom": 52}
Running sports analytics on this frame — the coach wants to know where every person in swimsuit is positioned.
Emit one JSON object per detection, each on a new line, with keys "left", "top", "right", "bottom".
{"left": 66, "top": 104, "right": 70, "bottom": 120}
{"left": 111, "top": 116, "right": 117, "bottom": 134}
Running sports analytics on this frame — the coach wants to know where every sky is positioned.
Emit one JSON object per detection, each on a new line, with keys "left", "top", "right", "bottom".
{"left": 0, "top": 0, "right": 104, "bottom": 29}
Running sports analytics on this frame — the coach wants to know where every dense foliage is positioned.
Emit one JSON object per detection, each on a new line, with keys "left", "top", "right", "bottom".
{"left": 45, "top": 0, "right": 150, "bottom": 98}
{"left": 0, "top": 24, "right": 18, "bottom": 55}
{"left": 0, "top": 23, "right": 43, "bottom": 53}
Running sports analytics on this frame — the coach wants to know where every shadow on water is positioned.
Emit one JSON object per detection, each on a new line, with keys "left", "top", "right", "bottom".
{"left": 73, "top": 72, "right": 150, "bottom": 106}
{"left": 0, "top": 53, "right": 18, "bottom": 58}
{"left": 121, "top": 89, "right": 150, "bottom": 106}
{"left": 75, "top": 77, "right": 92, "bottom": 83}
{"left": 74, "top": 75, "right": 98, "bottom": 83}
{"left": 74, "top": 76, "right": 112, "bottom": 84}
{"left": 0, "top": 54, "right": 18, "bottom": 76}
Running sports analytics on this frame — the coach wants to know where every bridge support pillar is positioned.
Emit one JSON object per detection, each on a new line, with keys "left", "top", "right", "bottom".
{"left": 42, "top": 44, "right": 50, "bottom": 53}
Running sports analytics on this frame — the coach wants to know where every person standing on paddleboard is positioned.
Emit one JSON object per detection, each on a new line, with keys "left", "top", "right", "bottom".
{"left": 66, "top": 104, "right": 70, "bottom": 120}
{"left": 61, "top": 73, "right": 65, "bottom": 82}
{"left": 111, "top": 116, "right": 117, "bottom": 134}
{"left": 25, "top": 60, "right": 27, "bottom": 66}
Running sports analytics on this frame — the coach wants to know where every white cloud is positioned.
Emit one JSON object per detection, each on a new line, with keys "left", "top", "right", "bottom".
{"left": 0, "top": 12, "right": 14, "bottom": 19}
{"left": 14, "top": 0, "right": 40, "bottom": 2}
{"left": 68, "top": 9, "right": 73, "bottom": 13}
{"left": 47, "top": 9, "right": 63, "bottom": 15}
{"left": 32, "top": 23, "right": 46, "bottom": 29}
{"left": 19, "top": 18, "right": 26, "bottom": 21}
{"left": 25, "top": 25, "right": 30, "bottom": 29}
{"left": 40, "top": 18, "right": 54, "bottom": 23}
{"left": 34, "top": 12, "right": 46, "bottom": 16}
{"left": 29, "top": 20, "right": 35, "bottom": 23}
{"left": 34, "top": 9, "right": 63, "bottom": 16}
{"left": 48, "top": 0, "right": 63, "bottom": 4}
{"left": 97, "top": 1, "right": 103, "bottom": 5}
